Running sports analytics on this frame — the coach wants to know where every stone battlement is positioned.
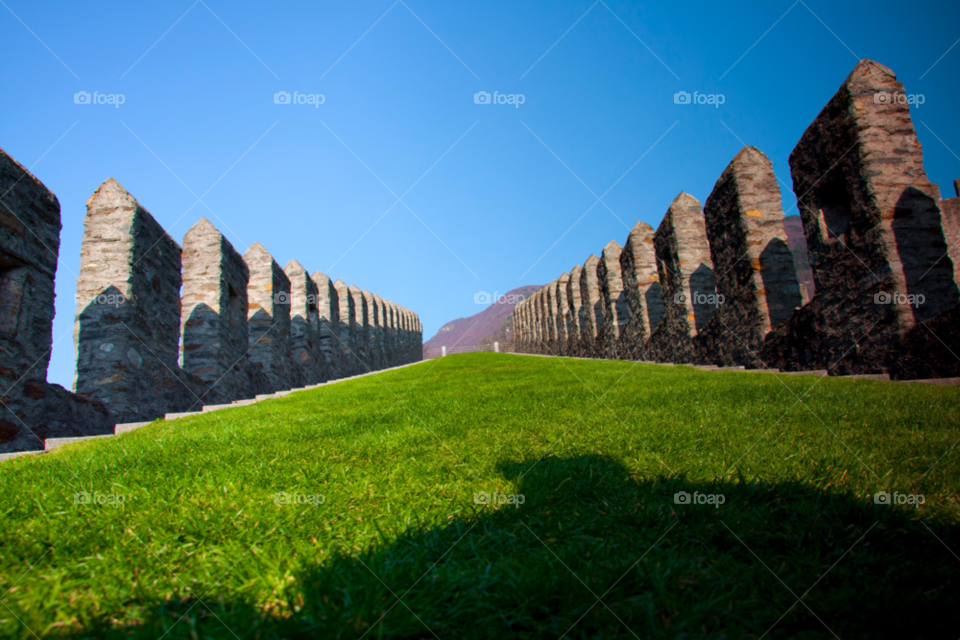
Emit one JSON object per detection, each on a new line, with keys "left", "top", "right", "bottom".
{"left": 0, "top": 168, "right": 421, "bottom": 452}
{"left": 514, "top": 60, "right": 960, "bottom": 380}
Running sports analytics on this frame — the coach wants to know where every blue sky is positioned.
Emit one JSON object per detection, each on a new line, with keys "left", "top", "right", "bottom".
{"left": 2, "top": 0, "right": 958, "bottom": 389}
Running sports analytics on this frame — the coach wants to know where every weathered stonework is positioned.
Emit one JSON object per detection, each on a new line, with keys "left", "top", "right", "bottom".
{"left": 565, "top": 266, "right": 583, "bottom": 355}
{"left": 555, "top": 273, "right": 570, "bottom": 356}
{"left": 764, "top": 59, "right": 957, "bottom": 374}
{"left": 645, "top": 192, "right": 717, "bottom": 364}
{"left": 310, "top": 271, "right": 341, "bottom": 380}
{"left": 938, "top": 190, "right": 960, "bottom": 289}
{"left": 0, "top": 147, "right": 112, "bottom": 452}
{"left": 362, "top": 291, "right": 380, "bottom": 369}
{"left": 537, "top": 289, "right": 550, "bottom": 354}
{"left": 244, "top": 243, "right": 300, "bottom": 392}
{"left": 578, "top": 255, "right": 602, "bottom": 357}
{"left": 619, "top": 221, "right": 664, "bottom": 359}
{"left": 545, "top": 279, "right": 560, "bottom": 354}
{"left": 74, "top": 179, "right": 204, "bottom": 422}
{"left": 696, "top": 147, "right": 802, "bottom": 367}
{"left": 596, "top": 241, "right": 628, "bottom": 359}
{"left": 181, "top": 218, "right": 265, "bottom": 404}
{"left": 373, "top": 295, "right": 387, "bottom": 367}
{"left": 349, "top": 286, "right": 369, "bottom": 370}
{"left": 285, "top": 260, "right": 325, "bottom": 385}
{"left": 333, "top": 279, "right": 359, "bottom": 375}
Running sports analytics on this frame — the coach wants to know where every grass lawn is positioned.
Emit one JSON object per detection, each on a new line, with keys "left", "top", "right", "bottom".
{"left": 0, "top": 352, "right": 958, "bottom": 638}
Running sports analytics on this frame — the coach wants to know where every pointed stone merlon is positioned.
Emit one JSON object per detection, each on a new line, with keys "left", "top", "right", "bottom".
{"left": 703, "top": 146, "right": 801, "bottom": 340}
{"left": 0, "top": 147, "right": 113, "bottom": 452}
{"left": 372, "top": 294, "right": 387, "bottom": 366}
{"left": 332, "top": 279, "right": 359, "bottom": 374}
{"left": 74, "top": 178, "right": 201, "bottom": 423}
{"left": 285, "top": 259, "right": 325, "bottom": 385}
{"left": 348, "top": 285, "right": 369, "bottom": 368}
{"left": 766, "top": 59, "right": 959, "bottom": 374}
{"left": 181, "top": 217, "right": 260, "bottom": 402}
{"left": 545, "top": 279, "right": 559, "bottom": 352}
{"left": 645, "top": 192, "right": 716, "bottom": 364}
{"left": 793, "top": 59, "right": 957, "bottom": 328}
{"left": 578, "top": 255, "right": 602, "bottom": 357}
{"left": 361, "top": 290, "right": 379, "bottom": 368}
{"left": 596, "top": 240, "right": 628, "bottom": 357}
{"left": 619, "top": 221, "right": 663, "bottom": 352}
{"left": 244, "top": 242, "right": 298, "bottom": 392}
{"left": 555, "top": 273, "right": 570, "bottom": 355}
{"left": 311, "top": 271, "right": 342, "bottom": 379}
{"left": 565, "top": 265, "right": 583, "bottom": 354}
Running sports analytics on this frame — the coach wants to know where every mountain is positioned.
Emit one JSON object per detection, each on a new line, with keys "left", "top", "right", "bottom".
{"left": 423, "top": 285, "right": 542, "bottom": 354}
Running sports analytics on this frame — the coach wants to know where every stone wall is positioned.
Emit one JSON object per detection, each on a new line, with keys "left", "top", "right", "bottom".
{"left": 695, "top": 146, "right": 802, "bottom": 367}
{"left": 618, "top": 221, "right": 663, "bottom": 359}
{"left": 565, "top": 265, "right": 583, "bottom": 355}
{"left": 578, "top": 255, "right": 602, "bottom": 357}
{"left": 0, "top": 147, "right": 112, "bottom": 452}
{"left": 0, "top": 147, "right": 422, "bottom": 450}
{"left": 181, "top": 217, "right": 265, "bottom": 405}
{"left": 74, "top": 179, "right": 204, "bottom": 423}
{"left": 514, "top": 59, "right": 960, "bottom": 381}
{"left": 596, "top": 240, "right": 628, "bottom": 359}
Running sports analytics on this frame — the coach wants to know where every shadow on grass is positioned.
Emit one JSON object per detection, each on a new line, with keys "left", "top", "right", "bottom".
{"left": 66, "top": 454, "right": 958, "bottom": 639}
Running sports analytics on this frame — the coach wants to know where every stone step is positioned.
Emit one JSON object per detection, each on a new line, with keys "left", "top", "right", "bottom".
{"left": 905, "top": 377, "right": 960, "bottom": 385}
{"left": 45, "top": 434, "right": 113, "bottom": 451}
{"left": 780, "top": 369, "right": 826, "bottom": 376}
{"left": 838, "top": 373, "right": 890, "bottom": 381}
{"left": 202, "top": 403, "right": 235, "bottom": 413}
{"left": 0, "top": 450, "right": 42, "bottom": 462}
{"left": 231, "top": 398, "right": 257, "bottom": 406}
{"left": 115, "top": 422, "right": 150, "bottom": 434}
{"left": 164, "top": 411, "right": 202, "bottom": 420}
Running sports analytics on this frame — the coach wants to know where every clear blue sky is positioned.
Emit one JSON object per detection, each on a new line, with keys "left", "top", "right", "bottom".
{"left": 3, "top": 0, "right": 958, "bottom": 389}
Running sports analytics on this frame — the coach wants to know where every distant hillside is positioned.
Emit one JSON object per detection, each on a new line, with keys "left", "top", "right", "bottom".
{"left": 423, "top": 285, "right": 542, "bottom": 354}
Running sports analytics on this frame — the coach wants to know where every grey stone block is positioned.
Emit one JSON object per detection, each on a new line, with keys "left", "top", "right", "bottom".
{"left": 73, "top": 179, "right": 206, "bottom": 423}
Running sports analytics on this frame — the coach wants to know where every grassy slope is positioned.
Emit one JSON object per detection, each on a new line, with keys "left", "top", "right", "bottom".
{"left": 0, "top": 353, "right": 958, "bottom": 639}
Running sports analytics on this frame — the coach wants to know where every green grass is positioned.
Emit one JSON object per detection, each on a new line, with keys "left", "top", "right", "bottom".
{"left": 1, "top": 353, "right": 958, "bottom": 639}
